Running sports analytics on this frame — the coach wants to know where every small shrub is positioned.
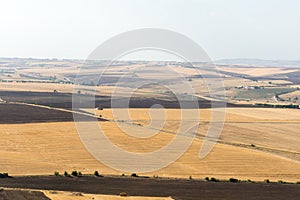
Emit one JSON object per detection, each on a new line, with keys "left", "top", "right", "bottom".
{"left": 247, "top": 179, "right": 252, "bottom": 183}
{"left": 131, "top": 173, "right": 138, "bottom": 177}
{"left": 278, "top": 180, "right": 283, "bottom": 184}
{"left": 250, "top": 144, "right": 256, "bottom": 147}
{"left": 205, "top": 177, "right": 209, "bottom": 181}
{"left": 71, "top": 171, "right": 78, "bottom": 177}
{"left": 210, "top": 177, "right": 219, "bottom": 182}
{"left": 78, "top": 171, "right": 82, "bottom": 176}
{"left": 94, "top": 171, "right": 100, "bottom": 177}
{"left": 54, "top": 171, "right": 59, "bottom": 176}
{"left": 0, "top": 173, "right": 9, "bottom": 178}
{"left": 280, "top": 181, "right": 287, "bottom": 184}
{"left": 64, "top": 171, "right": 69, "bottom": 177}
{"left": 121, "top": 173, "right": 125, "bottom": 177}
{"left": 189, "top": 176, "right": 192, "bottom": 180}
{"left": 229, "top": 178, "right": 239, "bottom": 183}
{"left": 296, "top": 181, "right": 300, "bottom": 184}
{"left": 264, "top": 179, "right": 270, "bottom": 183}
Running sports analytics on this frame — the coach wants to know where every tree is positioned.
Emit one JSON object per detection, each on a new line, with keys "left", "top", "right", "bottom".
{"left": 229, "top": 178, "right": 239, "bottom": 183}
{"left": 71, "top": 171, "right": 78, "bottom": 176}
{"left": 94, "top": 171, "right": 100, "bottom": 177}
{"left": 64, "top": 171, "right": 69, "bottom": 177}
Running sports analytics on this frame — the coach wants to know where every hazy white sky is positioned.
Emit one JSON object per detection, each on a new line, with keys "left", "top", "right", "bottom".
{"left": 0, "top": 0, "right": 299, "bottom": 60}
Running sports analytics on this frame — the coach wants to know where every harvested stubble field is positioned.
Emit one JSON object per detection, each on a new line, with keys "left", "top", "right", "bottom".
{"left": 0, "top": 187, "right": 172, "bottom": 200}
{"left": 219, "top": 67, "right": 298, "bottom": 77}
{"left": 0, "top": 107, "right": 299, "bottom": 183}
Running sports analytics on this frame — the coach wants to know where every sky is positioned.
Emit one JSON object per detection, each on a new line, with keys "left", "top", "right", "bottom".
{"left": 0, "top": 0, "right": 299, "bottom": 61}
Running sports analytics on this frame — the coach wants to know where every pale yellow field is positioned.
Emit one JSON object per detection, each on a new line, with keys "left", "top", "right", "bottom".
{"left": 279, "top": 90, "right": 300, "bottom": 102}
{"left": 262, "top": 79, "right": 293, "bottom": 85}
{"left": 44, "top": 190, "right": 173, "bottom": 200}
{"left": 0, "top": 82, "right": 173, "bottom": 98}
{"left": 220, "top": 67, "right": 297, "bottom": 77}
{"left": 0, "top": 82, "right": 75, "bottom": 93}
{"left": 1, "top": 108, "right": 300, "bottom": 182}
{"left": 1, "top": 188, "right": 173, "bottom": 200}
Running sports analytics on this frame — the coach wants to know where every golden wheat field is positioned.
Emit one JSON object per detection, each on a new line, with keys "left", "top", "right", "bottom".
{"left": 0, "top": 82, "right": 168, "bottom": 98}
{"left": 219, "top": 67, "right": 297, "bottom": 77}
{"left": 0, "top": 108, "right": 299, "bottom": 182}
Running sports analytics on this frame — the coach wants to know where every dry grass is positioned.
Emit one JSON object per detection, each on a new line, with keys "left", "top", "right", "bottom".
{"left": 220, "top": 67, "right": 297, "bottom": 77}
{"left": 262, "top": 79, "right": 293, "bottom": 85}
{"left": 44, "top": 190, "right": 173, "bottom": 200}
{"left": 0, "top": 82, "right": 172, "bottom": 98}
{"left": 0, "top": 82, "right": 74, "bottom": 93}
{"left": 0, "top": 108, "right": 299, "bottom": 182}
{"left": 279, "top": 90, "right": 300, "bottom": 102}
{"left": 0, "top": 188, "right": 173, "bottom": 200}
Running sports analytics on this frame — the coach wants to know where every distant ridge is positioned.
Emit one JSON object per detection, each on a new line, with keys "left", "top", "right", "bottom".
{"left": 215, "top": 58, "right": 300, "bottom": 67}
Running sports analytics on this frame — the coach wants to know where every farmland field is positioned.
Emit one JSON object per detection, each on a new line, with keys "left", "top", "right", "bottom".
{"left": 1, "top": 58, "right": 300, "bottom": 199}
{"left": 234, "top": 87, "right": 297, "bottom": 100}
{"left": 0, "top": 108, "right": 299, "bottom": 182}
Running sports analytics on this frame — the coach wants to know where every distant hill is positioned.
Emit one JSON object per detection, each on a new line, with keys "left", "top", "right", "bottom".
{"left": 215, "top": 58, "right": 300, "bottom": 67}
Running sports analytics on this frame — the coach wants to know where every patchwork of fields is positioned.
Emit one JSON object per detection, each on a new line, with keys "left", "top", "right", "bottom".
{"left": 1, "top": 59, "right": 300, "bottom": 199}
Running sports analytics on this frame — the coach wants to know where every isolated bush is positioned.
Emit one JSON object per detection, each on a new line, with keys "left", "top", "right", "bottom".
{"left": 131, "top": 173, "right": 138, "bottom": 177}
{"left": 210, "top": 177, "right": 219, "bottom": 182}
{"left": 78, "top": 171, "right": 82, "bottom": 176}
{"left": 229, "top": 178, "right": 239, "bottom": 183}
{"left": 278, "top": 180, "right": 287, "bottom": 184}
{"left": 296, "top": 181, "right": 300, "bottom": 184}
{"left": 264, "top": 179, "right": 270, "bottom": 183}
{"left": 250, "top": 144, "right": 256, "bottom": 147}
{"left": 189, "top": 176, "right": 192, "bottom": 180}
{"left": 54, "top": 171, "right": 59, "bottom": 176}
{"left": 205, "top": 177, "right": 209, "bottom": 181}
{"left": 64, "top": 171, "right": 69, "bottom": 177}
{"left": 0, "top": 173, "right": 9, "bottom": 178}
{"left": 71, "top": 171, "right": 78, "bottom": 177}
{"left": 94, "top": 171, "right": 100, "bottom": 177}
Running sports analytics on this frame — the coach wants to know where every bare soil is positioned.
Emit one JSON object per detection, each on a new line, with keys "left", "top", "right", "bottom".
{"left": 0, "top": 91, "right": 251, "bottom": 109}
{"left": 0, "top": 104, "right": 74, "bottom": 124}
{"left": 0, "top": 176, "right": 299, "bottom": 200}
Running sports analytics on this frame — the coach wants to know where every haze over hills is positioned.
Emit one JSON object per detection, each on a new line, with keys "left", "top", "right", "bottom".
{"left": 215, "top": 58, "right": 300, "bottom": 67}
